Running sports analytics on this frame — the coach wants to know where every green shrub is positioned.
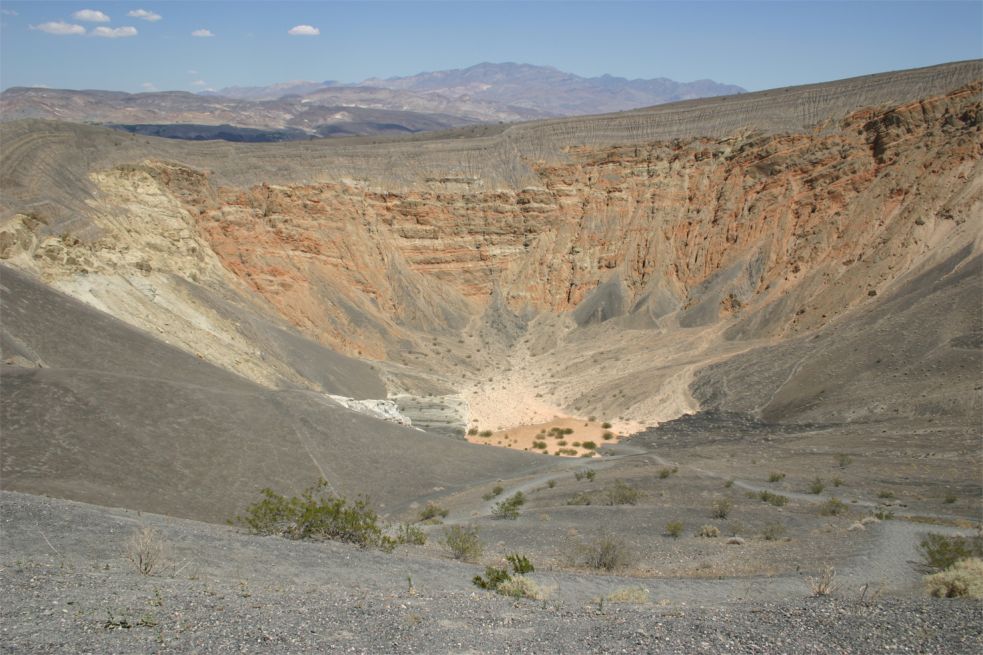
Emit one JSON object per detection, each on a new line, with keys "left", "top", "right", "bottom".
{"left": 563, "top": 428, "right": 574, "bottom": 435}
{"left": 233, "top": 480, "right": 393, "bottom": 550}
{"left": 658, "top": 468, "right": 673, "bottom": 479}
{"left": 418, "top": 502, "right": 449, "bottom": 522}
{"left": 478, "top": 430, "right": 493, "bottom": 438}
{"left": 924, "top": 558, "right": 983, "bottom": 598}
{"left": 834, "top": 453, "right": 852, "bottom": 468}
{"left": 602, "top": 432, "right": 614, "bottom": 440}
{"left": 768, "top": 472, "right": 786, "bottom": 483}
{"left": 547, "top": 479, "right": 557, "bottom": 489}
{"left": 557, "top": 448, "right": 578, "bottom": 456}
{"left": 724, "top": 479, "right": 734, "bottom": 488}
{"left": 473, "top": 554, "right": 540, "bottom": 599}
{"left": 819, "top": 498, "right": 848, "bottom": 516}
{"left": 873, "top": 509, "right": 895, "bottom": 520}
{"left": 831, "top": 476, "right": 843, "bottom": 487}
{"left": 506, "top": 553, "right": 535, "bottom": 575}
{"left": 443, "top": 525, "right": 482, "bottom": 561}
{"left": 492, "top": 492, "right": 526, "bottom": 520}
{"left": 581, "top": 441, "right": 598, "bottom": 450}
{"left": 574, "top": 469, "right": 596, "bottom": 481}
{"left": 758, "top": 490, "right": 789, "bottom": 507}
{"left": 665, "top": 521, "right": 684, "bottom": 538}
{"left": 606, "top": 480, "right": 641, "bottom": 505}
{"left": 877, "top": 490, "right": 895, "bottom": 500}
{"left": 918, "top": 533, "right": 983, "bottom": 571}
{"left": 571, "top": 441, "right": 581, "bottom": 448}
{"left": 396, "top": 523, "right": 427, "bottom": 545}
{"left": 711, "top": 498, "right": 732, "bottom": 519}
{"left": 943, "top": 491, "right": 958, "bottom": 504}
{"left": 532, "top": 440, "right": 548, "bottom": 450}
{"left": 808, "top": 477, "right": 825, "bottom": 494}
{"left": 467, "top": 428, "right": 479, "bottom": 436}
{"left": 573, "top": 536, "right": 632, "bottom": 571}
{"left": 557, "top": 440, "right": 568, "bottom": 446}
{"left": 601, "top": 422, "right": 612, "bottom": 429}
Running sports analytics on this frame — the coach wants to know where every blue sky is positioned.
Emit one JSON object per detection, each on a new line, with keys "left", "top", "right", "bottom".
{"left": 1, "top": 1, "right": 980, "bottom": 93}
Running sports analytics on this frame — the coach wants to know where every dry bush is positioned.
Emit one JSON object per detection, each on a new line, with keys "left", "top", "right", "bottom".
{"left": 572, "top": 536, "right": 633, "bottom": 571}
{"left": 605, "top": 586, "right": 650, "bottom": 604}
{"left": 605, "top": 480, "right": 641, "bottom": 505}
{"left": 924, "top": 558, "right": 983, "bottom": 598}
{"left": 497, "top": 576, "right": 544, "bottom": 600}
{"left": 698, "top": 524, "right": 720, "bottom": 538}
{"left": 125, "top": 527, "right": 166, "bottom": 576}
{"left": 807, "top": 564, "right": 837, "bottom": 596}
{"left": 711, "top": 498, "right": 732, "bottom": 519}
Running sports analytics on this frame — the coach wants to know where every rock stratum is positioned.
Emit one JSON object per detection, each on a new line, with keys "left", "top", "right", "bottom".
{"left": 1, "top": 60, "right": 981, "bottom": 521}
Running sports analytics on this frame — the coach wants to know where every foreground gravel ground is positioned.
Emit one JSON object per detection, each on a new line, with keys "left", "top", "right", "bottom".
{"left": 2, "top": 491, "right": 980, "bottom": 653}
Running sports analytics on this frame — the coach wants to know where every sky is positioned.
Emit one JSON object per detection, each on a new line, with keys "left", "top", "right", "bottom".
{"left": 0, "top": 1, "right": 980, "bottom": 93}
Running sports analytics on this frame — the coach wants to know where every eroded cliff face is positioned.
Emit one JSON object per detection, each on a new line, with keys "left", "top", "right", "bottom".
{"left": 159, "top": 84, "right": 981, "bottom": 353}
{"left": 1, "top": 83, "right": 980, "bottom": 430}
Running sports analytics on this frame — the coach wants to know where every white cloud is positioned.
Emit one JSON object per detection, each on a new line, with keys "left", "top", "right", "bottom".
{"left": 1, "top": 9, "right": 18, "bottom": 16}
{"left": 72, "top": 9, "right": 110, "bottom": 23}
{"left": 128, "top": 9, "right": 161, "bottom": 22}
{"left": 91, "top": 26, "right": 138, "bottom": 38}
{"left": 191, "top": 79, "right": 208, "bottom": 87}
{"left": 191, "top": 28, "right": 213, "bottom": 37}
{"left": 30, "top": 21, "right": 86, "bottom": 36}
{"left": 288, "top": 24, "right": 319, "bottom": 36}
{"left": 140, "top": 82, "right": 158, "bottom": 91}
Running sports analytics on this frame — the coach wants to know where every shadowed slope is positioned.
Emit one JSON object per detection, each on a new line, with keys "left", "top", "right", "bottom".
{"left": 0, "top": 265, "right": 542, "bottom": 522}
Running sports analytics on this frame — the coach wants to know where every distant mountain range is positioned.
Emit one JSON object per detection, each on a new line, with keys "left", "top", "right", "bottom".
{"left": 0, "top": 62, "right": 744, "bottom": 140}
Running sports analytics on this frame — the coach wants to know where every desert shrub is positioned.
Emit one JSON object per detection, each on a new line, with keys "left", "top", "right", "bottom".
{"left": 574, "top": 536, "right": 632, "bottom": 571}
{"left": 547, "top": 479, "right": 557, "bottom": 489}
{"left": 606, "top": 480, "right": 641, "bottom": 505}
{"left": 234, "top": 480, "right": 392, "bottom": 549}
{"left": 658, "top": 468, "right": 673, "bottom": 479}
{"left": 581, "top": 441, "right": 598, "bottom": 450}
{"left": 808, "top": 477, "right": 825, "bottom": 494}
{"left": 943, "top": 491, "right": 958, "bottom": 504}
{"left": 877, "top": 490, "right": 895, "bottom": 500}
{"left": 918, "top": 533, "right": 983, "bottom": 571}
{"left": 724, "top": 479, "right": 734, "bottom": 488}
{"left": 819, "top": 498, "right": 848, "bottom": 516}
{"left": 831, "top": 476, "right": 844, "bottom": 487}
{"left": 443, "top": 525, "right": 482, "bottom": 561}
{"left": 506, "top": 553, "right": 535, "bottom": 574}
{"left": 574, "top": 469, "right": 596, "bottom": 482}
{"left": 567, "top": 492, "right": 592, "bottom": 506}
{"left": 482, "top": 485, "right": 505, "bottom": 501}
{"left": 419, "top": 501, "right": 449, "bottom": 522}
{"left": 807, "top": 564, "right": 837, "bottom": 596}
{"left": 396, "top": 523, "right": 427, "bottom": 546}
{"left": 532, "top": 440, "right": 548, "bottom": 450}
{"left": 492, "top": 492, "right": 526, "bottom": 520}
{"left": 496, "top": 576, "right": 543, "bottom": 600}
{"left": 602, "top": 431, "right": 614, "bottom": 440}
{"left": 834, "top": 453, "right": 852, "bottom": 468}
{"left": 924, "top": 558, "right": 983, "bottom": 598}
{"left": 698, "top": 524, "right": 720, "bottom": 538}
{"left": 467, "top": 428, "right": 478, "bottom": 436}
{"left": 758, "top": 491, "right": 789, "bottom": 507}
{"left": 665, "top": 521, "right": 684, "bottom": 538}
{"left": 768, "top": 472, "right": 786, "bottom": 483}
{"left": 572, "top": 441, "right": 582, "bottom": 448}
{"left": 125, "top": 527, "right": 166, "bottom": 576}
{"left": 605, "top": 586, "right": 650, "bottom": 604}
{"left": 478, "top": 430, "right": 493, "bottom": 438}
{"left": 762, "top": 522, "right": 786, "bottom": 541}
{"left": 557, "top": 448, "right": 578, "bottom": 456}
{"left": 601, "top": 422, "right": 612, "bottom": 429}
{"left": 557, "top": 440, "right": 568, "bottom": 446}
{"left": 711, "top": 498, "right": 732, "bottom": 519}
{"left": 563, "top": 428, "right": 574, "bottom": 435}
{"left": 873, "top": 509, "right": 895, "bottom": 520}
{"left": 473, "top": 554, "right": 540, "bottom": 599}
